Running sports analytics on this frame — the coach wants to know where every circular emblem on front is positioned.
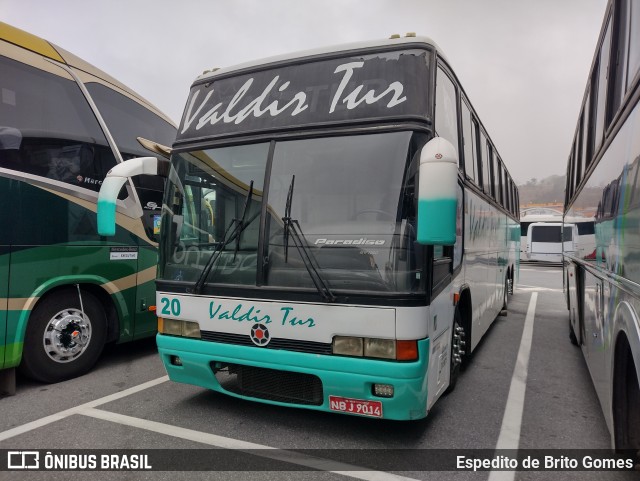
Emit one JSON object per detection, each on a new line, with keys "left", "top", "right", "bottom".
{"left": 250, "top": 323, "right": 271, "bottom": 346}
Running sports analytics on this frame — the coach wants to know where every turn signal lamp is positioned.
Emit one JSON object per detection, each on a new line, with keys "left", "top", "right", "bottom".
{"left": 158, "top": 318, "right": 201, "bottom": 339}
{"left": 396, "top": 340, "right": 419, "bottom": 361}
{"left": 453, "top": 292, "right": 460, "bottom": 306}
{"left": 332, "top": 336, "right": 418, "bottom": 361}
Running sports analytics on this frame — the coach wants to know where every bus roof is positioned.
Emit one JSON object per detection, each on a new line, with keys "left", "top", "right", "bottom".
{"left": 0, "top": 21, "right": 174, "bottom": 126}
{"left": 195, "top": 34, "right": 444, "bottom": 84}
{"left": 0, "top": 22, "right": 64, "bottom": 62}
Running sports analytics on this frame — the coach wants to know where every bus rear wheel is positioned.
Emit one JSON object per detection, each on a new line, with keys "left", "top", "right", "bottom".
{"left": 569, "top": 319, "right": 579, "bottom": 346}
{"left": 446, "top": 308, "right": 465, "bottom": 393}
{"left": 614, "top": 345, "right": 640, "bottom": 452}
{"left": 19, "top": 288, "right": 107, "bottom": 383}
{"left": 502, "top": 277, "right": 509, "bottom": 312}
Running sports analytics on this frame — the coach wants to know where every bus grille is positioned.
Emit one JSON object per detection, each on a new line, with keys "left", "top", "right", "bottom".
{"left": 200, "top": 330, "right": 332, "bottom": 355}
{"left": 212, "top": 363, "right": 323, "bottom": 406}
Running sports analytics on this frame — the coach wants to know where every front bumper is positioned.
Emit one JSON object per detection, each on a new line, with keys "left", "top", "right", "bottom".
{"left": 157, "top": 334, "right": 430, "bottom": 420}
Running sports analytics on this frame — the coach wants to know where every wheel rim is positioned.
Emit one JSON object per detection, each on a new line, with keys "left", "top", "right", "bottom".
{"left": 42, "top": 308, "right": 92, "bottom": 363}
{"left": 503, "top": 278, "right": 510, "bottom": 309}
{"left": 452, "top": 318, "right": 464, "bottom": 367}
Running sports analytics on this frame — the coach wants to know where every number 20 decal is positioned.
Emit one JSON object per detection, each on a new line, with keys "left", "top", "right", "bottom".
{"left": 160, "top": 297, "right": 181, "bottom": 316}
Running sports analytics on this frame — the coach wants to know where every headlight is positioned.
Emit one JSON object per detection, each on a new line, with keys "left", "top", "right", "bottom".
{"left": 332, "top": 336, "right": 418, "bottom": 361}
{"left": 364, "top": 338, "right": 395, "bottom": 359}
{"left": 182, "top": 321, "right": 201, "bottom": 338}
{"left": 158, "top": 318, "right": 201, "bottom": 339}
{"left": 332, "top": 336, "right": 363, "bottom": 356}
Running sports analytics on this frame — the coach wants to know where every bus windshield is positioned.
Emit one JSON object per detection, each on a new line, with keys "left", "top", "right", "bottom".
{"left": 159, "top": 131, "right": 426, "bottom": 295}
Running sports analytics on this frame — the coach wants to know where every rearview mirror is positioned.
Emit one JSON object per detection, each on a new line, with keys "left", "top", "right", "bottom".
{"left": 97, "top": 157, "right": 169, "bottom": 236}
{"left": 416, "top": 137, "right": 458, "bottom": 245}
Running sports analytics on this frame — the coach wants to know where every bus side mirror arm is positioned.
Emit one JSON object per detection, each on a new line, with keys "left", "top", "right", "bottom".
{"left": 416, "top": 137, "right": 458, "bottom": 245}
{"left": 97, "top": 157, "right": 170, "bottom": 236}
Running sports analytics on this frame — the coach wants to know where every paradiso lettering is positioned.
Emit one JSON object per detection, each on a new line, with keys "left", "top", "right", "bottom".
{"left": 209, "top": 301, "right": 316, "bottom": 328}
{"left": 181, "top": 61, "right": 407, "bottom": 134}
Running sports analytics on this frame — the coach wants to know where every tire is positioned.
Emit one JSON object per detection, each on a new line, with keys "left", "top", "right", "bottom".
{"left": 19, "top": 288, "right": 107, "bottom": 383}
{"left": 502, "top": 277, "right": 509, "bottom": 311}
{"left": 445, "top": 309, "right": 464, "bottom": 394}
{"left": 569, "top": 316, "right": 579, "bottom": 346}
{"left": 615, "top": 349, "right": 640, "bottom": 452}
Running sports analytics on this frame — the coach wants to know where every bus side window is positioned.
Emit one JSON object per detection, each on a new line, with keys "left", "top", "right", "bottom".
{"left": 485, "top": 140, "right": 494, "bottom": 197}
{"left": 496, "top": 160, "right": 504, "bottom": 206}
{"left": 479, "top": 131, "right": 490, "bottom": 195}
{"left": 432, "top": 244, "right": 452, "bottom": 297}
{"left": 473, "top": 119, "right": 483, "bottom": 188}
{"left": 629, "top": 0, "right": 640, "bottom": 86}
{"left": 460, "top": 97, "right": 477, "bottom": 184}
{"left": 0, "top": 55, "right": 112, "bottom": 187}
{"left": 453, "top": 184, "right": 463, "bottom": 270}
{"left": 133, "top": 174, "right": 166, "bottom": 242}
{"left": 435, "top": 66, "right": 459, "bottom": 157}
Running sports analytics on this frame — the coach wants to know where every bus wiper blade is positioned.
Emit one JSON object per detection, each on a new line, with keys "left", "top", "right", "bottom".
{"left": 282, "top": 176, "right": 336, "bottom": 303}
{"left": 192, "top": 181, "right": 254, "bottom": 294}
{"left": 282, "top": 175, "right": 295, "bottom": 263}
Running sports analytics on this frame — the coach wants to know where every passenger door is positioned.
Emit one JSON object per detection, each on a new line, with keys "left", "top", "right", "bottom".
{"left": 583, "top": 270, "right": 606, "bottom": 392}
{"left": 132, "top": 176, "right": 165, "bottom": 339}
{"left": 427, "top": 245, "right": 454, "bottom": 408}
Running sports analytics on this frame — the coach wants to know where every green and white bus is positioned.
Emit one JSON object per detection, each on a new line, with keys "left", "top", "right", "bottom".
{"left": 564, "top": 0, "right": 640, "bottom": 450}
{"left": 0, "top": 23, "right": 176, "bottom": 391}
{"left": 99, "top": 34, "right": 519, "bottom": 420}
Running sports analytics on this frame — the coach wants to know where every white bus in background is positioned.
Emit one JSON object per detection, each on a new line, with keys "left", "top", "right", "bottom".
{"left": 526, "top": 222, "right": 577, "bottom": 263}
{"left": 519, "top": 208, "right": 562, "bottom": 260}
{"left": 565, "top": 215, "right": 596, "bottom": 259}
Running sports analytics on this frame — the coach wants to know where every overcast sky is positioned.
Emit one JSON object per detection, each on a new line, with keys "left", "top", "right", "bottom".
{"left": 2, "top": 0, "right": 607, "bottom": 183}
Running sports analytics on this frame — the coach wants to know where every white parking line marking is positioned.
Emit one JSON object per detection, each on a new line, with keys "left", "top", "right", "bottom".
{"left": 79, "top": 407, "right": 419, "bottom": 481}
{"left": 518, "top": 285, "right": 562, "bottom": 292}
{"left": 487, "top": 292, "right": 538, "bottom": 481}
{"left": 519, "top": 269, "right": 561, "bottom": 273}
{"left": 0, "top": 376, "right": 168, "bottom": 442}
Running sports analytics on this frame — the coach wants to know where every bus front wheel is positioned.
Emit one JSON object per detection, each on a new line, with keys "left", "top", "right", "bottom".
{"left": 502, "top": 277, "right": 509, "bottom": 312}
{"left": 445, "top": 308, "right": 465, "bottom": 393}
{"left": 20, "top": 288, "right": 107, "bottom": 383}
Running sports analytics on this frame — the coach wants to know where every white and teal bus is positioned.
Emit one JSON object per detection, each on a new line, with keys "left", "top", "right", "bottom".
{"left": 98, "top": 35, "right": 520, "bottom": 420}
{"left": 564, "top": 0, "right": 640, "bottom": 450}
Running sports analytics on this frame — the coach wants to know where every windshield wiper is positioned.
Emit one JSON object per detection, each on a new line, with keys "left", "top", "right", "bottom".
{"left": 281, "top": 175, "right": 336, "bottom": 303}
{"left": 191, "top": 181, "right": 254, "bottom": 294}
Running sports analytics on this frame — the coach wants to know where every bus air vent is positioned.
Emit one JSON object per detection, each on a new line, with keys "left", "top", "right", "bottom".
{"left": 212, "top": 363, "right": 323, "bottom": 406}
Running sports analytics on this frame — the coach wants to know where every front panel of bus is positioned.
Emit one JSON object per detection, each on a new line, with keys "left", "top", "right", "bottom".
{"left": 153, "top": 45, "right": 453, "bottom": 419}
